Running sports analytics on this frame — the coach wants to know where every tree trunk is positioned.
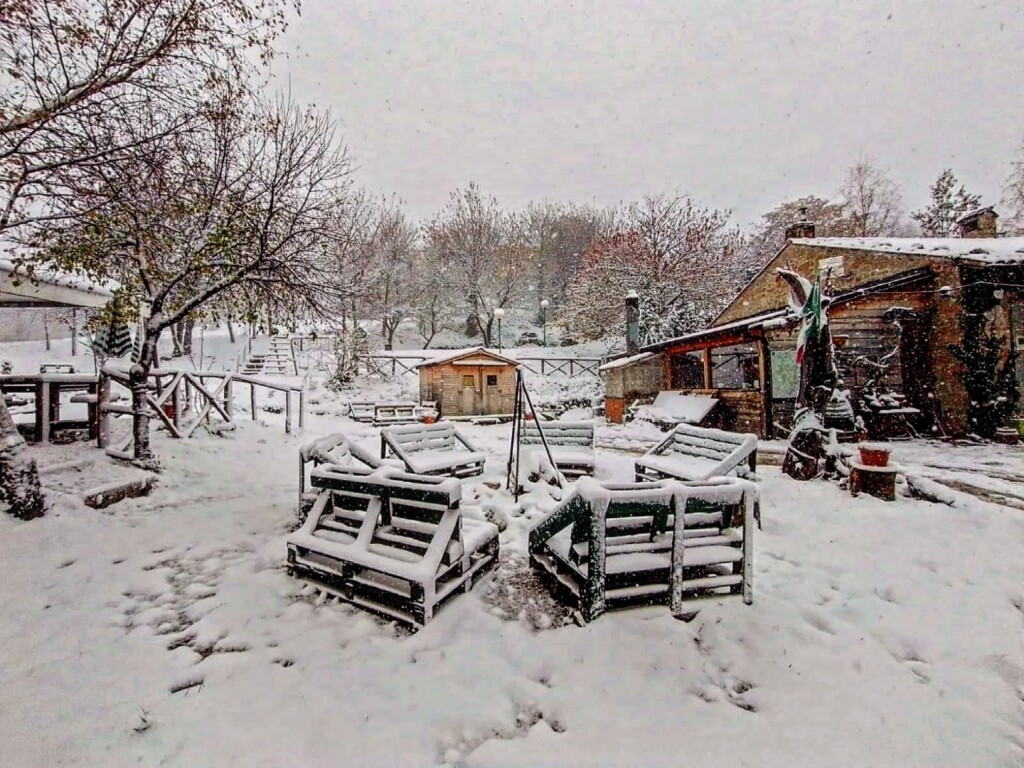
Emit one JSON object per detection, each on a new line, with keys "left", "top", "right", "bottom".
{"left": 226, "top": 318, "right": 236, "bottom": 344}
{"left": 0, "top": 397, "right": 45, "bottom": 520}
{"left": 43, "top": 313, "right": 51, "bottom": 351}
{"left": 71, "top": 309, "right": 78, "bottom": 356}
{"left": 130, "top": 328, "right": 161, "bottom": 465}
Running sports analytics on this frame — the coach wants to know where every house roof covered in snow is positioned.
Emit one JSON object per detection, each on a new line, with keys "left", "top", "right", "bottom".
{"left": 641, "top": 266, "right": 937, "bottom": 354}
{"left": 0, "top": 258, "right": 117, "bottom": 308}
{"left": 788, "top": 236, "right": 1024, "bottom": 265}
{"left": 598, "top": 351, "right": 656, "bottom": 371}
{"left": 413, "top": 347, "right": 519, "bottom": 369}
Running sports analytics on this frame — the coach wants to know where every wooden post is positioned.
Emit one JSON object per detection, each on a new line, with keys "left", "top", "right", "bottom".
{"left": 703, "top": 348, "right": 712, "bottom": 389}
{"left": 285, "top": 390, "right": 292, "bottom": 434}
{"left": 97, "top": 374, "right": 111, "bottom": 448}
{"left": 172, "top": 377, "right": 182, "bottom": 431}
{"left": 38, "top": 380, "right": 50, "bottom": 443}
{"left": 224, "top": 377, "right": 234, "bottom": 419}
{"left": 298, "top": 389, "right": 305, "bottom": 429}
{"left": 250, "top": 384, "right": 257, "bottom": 421}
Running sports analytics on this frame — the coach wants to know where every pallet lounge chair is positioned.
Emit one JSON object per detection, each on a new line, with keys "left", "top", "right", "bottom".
{"left": 519, "top": 420, "right": 595, "bottom": 479}
{"left": 381, "top": 421, "right": 486, "bottom": 478}
{"left": 528, "top": 477, "right": 756, "bottom": 621}
{"left": 635, "top": 424, "right": 757, "bottom": 483}
{"left": 298, "top": 432, "right": 389, "bottom": 513}
{"left": 286, "top": 465, "right": 500, "bottom": 626}
{"left": 346, "top": 400, "right": 375, "bottom": 422}
{"left": 372, "top": 402, "right": 420, "bottom": 426}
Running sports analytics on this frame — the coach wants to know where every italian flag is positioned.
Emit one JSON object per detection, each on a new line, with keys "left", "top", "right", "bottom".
{"left": 795, "top": 272, "right": 826, "bottom": 365}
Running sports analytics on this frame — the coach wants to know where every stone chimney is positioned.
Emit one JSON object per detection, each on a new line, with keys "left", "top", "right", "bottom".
{"left": 957, "top": 206, "right": 998, "bottom": 238}
{"left": 625, "top": 290, "right": 640, "bottom": 355}
{"left": 785, "top": 207, "right": 816, "bottom": 240}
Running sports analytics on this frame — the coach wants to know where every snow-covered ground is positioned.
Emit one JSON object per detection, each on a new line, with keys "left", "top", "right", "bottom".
{"left": 2, "top": 335, "right": 1024, "bottom": 766}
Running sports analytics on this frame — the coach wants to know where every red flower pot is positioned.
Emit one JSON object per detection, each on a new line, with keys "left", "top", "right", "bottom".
{"left": 858, "top": 443, "right": 891, "bottom": 467}
{"left": 422, "top": 415, "right": 437, "bottom": 425}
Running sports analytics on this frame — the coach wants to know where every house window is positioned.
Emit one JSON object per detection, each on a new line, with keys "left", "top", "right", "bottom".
{"left": 461, "top": 374, "right": 474, "bottom": 387}
{"left": 670, "top": 351, "right": 705, "bottom": 389}
{"left": 486, "top": 374, "right": 498, "bottom": 386}
{"left": 710, "top": 344, "right": 760, "bottom": 390}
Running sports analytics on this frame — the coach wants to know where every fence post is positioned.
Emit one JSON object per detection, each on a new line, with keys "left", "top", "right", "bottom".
{"left": 298, "top": 388, "right": 305, "bottom": 430}
{"left": 97, "top": 373, "right": 111, "bottom": 448}
{"left": 224, "top": 376, "right": 234, "bottom": 420}
{"left": 285, "top": 390, "right": 292, "bottom": 434}
{"left": 250, "top": 383, "right": 257, "bottom": 421}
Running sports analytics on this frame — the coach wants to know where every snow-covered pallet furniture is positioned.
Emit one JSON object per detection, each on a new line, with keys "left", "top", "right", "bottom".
{"left": 381, "top": 421, "right": 486, "bottom": 478}
{"left": 286, "top": 466, "right": 500, "bottom": 626}
{"left": 635, "top": 424, "right": 757, "bottom": 483}
{"left": 528, "top": 477, "right": 756, "bottom": 621}
{"left": 347, "top": 400, "right": 375, "bottom": 422}
{"left": 298, "top": 432, "right": 386, "bottom": 513}
{"left": 372, "top": 402, "right": 420, "bottom": 426}
{"left": 520, "top": 420, "right": 595, "bottom": 479}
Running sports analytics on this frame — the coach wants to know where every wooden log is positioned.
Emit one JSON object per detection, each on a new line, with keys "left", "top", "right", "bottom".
{"left": 83, "top": 475, "right": 157, "bottom": 509}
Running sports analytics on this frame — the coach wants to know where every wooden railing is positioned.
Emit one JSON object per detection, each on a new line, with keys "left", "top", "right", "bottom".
{"left": 98, "top": 365, "right": 304, "bottom": 460}
{"left": 516, "top": 357, "right": 603, "bottom": 378}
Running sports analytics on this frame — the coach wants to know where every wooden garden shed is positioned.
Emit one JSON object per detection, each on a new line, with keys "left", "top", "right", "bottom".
{"left": 416, "top": 347, "right": 519, "bottom": 419}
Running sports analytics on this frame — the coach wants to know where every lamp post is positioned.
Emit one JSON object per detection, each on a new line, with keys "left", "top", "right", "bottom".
{"left": 493, "top": 307, "right": 505, "bottom": 351}
{"left": 540, "top": 299, "right": 549, "bottom": 346}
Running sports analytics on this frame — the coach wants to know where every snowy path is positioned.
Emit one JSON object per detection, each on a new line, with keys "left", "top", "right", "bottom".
{"left": 1, "top": 417, "right": 1023, "bottom": 766}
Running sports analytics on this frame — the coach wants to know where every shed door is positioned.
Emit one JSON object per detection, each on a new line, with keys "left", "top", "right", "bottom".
{"left": 460, "top": 372, "right": 478, "bottom": 415}
{"left": 483, "top": 372, "right": 500, "bottom": 414}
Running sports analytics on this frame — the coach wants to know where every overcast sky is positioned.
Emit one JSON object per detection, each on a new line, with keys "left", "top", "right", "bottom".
{"left": 275, "top": 0, "right": 1024, "bottom": 227}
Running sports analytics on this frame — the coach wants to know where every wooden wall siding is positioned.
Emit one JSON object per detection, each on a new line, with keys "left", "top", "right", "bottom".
{"left": 420, "top": 363, "right": 517, "bottom": 417}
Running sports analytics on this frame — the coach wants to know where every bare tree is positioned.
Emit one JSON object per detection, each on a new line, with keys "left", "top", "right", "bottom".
{"left": 364, "top": 200, "right": 419, "bottom": 350}
{"left": 1002, "top": 139, "right": 1024, "bottom": 235}
{"left": 558, "top": 194, "right": 745, "bottom": 344}
{"left": 424, "top": 184, "right": 532, "bottom": 345}
{"left": 525, "top": 201, "right": 608, "bottom": 309}
{"left": 0, "top": 0, "right": 294, "bottom": 519}
{"left": 747, "top": 195, "right": 855, "bottom": 266}
{"left": 839, "top": 156, "right": 906, "bottom": 237}
{"left": 37, "top": 95, "right": 358, "bottom": 463}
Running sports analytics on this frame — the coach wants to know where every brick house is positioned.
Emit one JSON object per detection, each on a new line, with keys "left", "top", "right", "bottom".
{"left": 604, "top": 209, "right": 1024, "bottom": 437}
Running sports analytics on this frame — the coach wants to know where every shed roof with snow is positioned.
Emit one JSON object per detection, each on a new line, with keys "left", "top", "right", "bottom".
{"left": 414, "top": 347, "right": 519, "bottom": 369}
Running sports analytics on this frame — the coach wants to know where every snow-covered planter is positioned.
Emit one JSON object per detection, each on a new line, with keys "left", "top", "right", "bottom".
{"left": 858, "top": 442, "right": 891, "bottom": 467}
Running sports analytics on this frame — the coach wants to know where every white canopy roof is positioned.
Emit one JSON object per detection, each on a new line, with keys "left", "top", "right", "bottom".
{"left": 0, "top": 259, "right": 116, "bottom": 308}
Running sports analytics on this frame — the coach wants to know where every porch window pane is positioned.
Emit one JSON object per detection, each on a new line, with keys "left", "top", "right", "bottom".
{"left": 710, "top": 345, "right": 759, "bottom": 390}
{"left": 770, "top": 349, "right": 799, "bottom": 398}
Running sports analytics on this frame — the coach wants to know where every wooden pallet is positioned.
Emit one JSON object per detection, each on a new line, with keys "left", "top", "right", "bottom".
{"left": 528, "top": 477, "right": 756, "bottom": 621}
{"left": 286, "top": 466, "right": 499, "bottom": 627}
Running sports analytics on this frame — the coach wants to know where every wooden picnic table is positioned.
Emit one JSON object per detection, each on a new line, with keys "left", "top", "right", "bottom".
{"left": 0, "top": 373, "right": 99, "bottom": 443}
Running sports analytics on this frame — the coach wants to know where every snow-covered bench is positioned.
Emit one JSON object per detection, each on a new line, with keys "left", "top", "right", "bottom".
{"left": 520, "top": 420, "right": 595, "bottom": 479}
{"left": 381, "top": 421, "right": 486, "bottom": 478}
{"left": 528, "top": 477, "right": 756, "bottom": 621}
{"left": 286, "top": 465, "right": 500, "bottom": 626}
{"left": 635, "top": 424, "right": 757, "bottom": 483}
{"left": 372, "top": 402, "right": 420, "bottom": 426}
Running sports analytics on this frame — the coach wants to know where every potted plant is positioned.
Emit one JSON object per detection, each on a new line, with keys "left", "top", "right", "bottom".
{"left": 858, "top": 442, "right": 891, "bottom": 467}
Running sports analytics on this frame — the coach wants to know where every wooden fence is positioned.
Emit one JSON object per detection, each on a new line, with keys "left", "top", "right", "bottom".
{"left": 99, "top": 366, "right": 304, "bottom": 461}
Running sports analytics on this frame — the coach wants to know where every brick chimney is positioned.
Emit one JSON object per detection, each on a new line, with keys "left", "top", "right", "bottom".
{"left": 957, "top": 206, "right": 998, "bottom": 238}
{"left": 625, "top": 290, "right": 640, "bottom": 355}
{"left": 785, "top": 207, "right": 816, "bottom": 240}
